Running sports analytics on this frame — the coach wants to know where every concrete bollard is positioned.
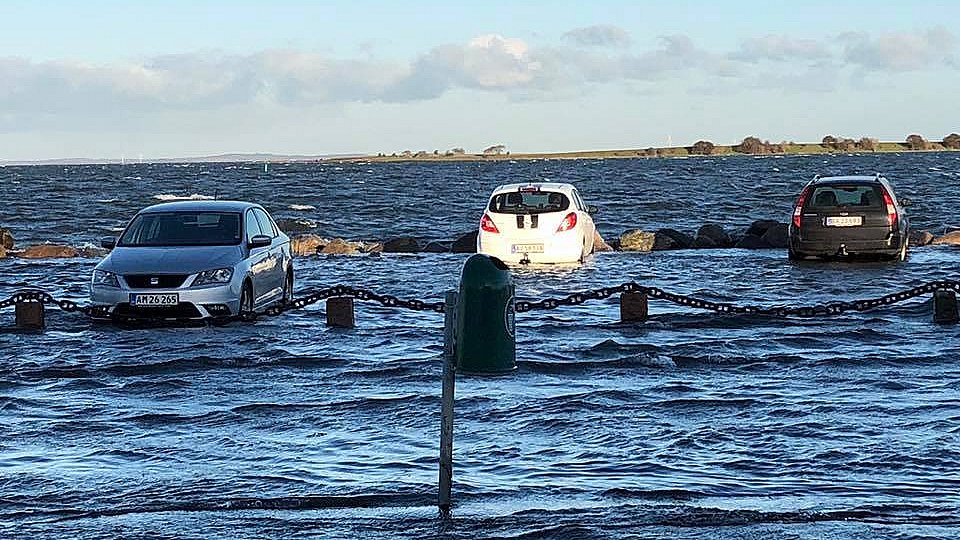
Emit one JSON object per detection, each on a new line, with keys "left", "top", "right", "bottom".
{"left": 326, "top": 297, "right": 355, "bottom": 328}
{"left": 455, "top": 254, "right": 516, "bottom": 373}
{"left": 620, "top": 292, "right": 648, "bottom": 323}
{"left": 15, "top": 301, "right": 45, "bottom": 330}
{"left": 933, "top": 289, "right": 959, "bottom": 324}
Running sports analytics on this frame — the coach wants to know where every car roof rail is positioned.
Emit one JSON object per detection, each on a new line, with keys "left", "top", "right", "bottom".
{"left": 812, "top": 174, "right": 821, "bottom": 181}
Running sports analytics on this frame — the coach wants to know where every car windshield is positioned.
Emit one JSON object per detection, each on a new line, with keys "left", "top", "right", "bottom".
{"left": 488, "top": 190, "right": 571, "bottom": 214}
{"left": 808, "top": 185, "right": 883, "bottom": 209}
{"left": 119, "top": 212, "right": 242, "bottom": 246}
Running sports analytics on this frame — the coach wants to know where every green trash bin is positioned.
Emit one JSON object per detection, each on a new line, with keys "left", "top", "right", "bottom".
{"left": 455, "top": 254, "right": 516, "bottom": 373}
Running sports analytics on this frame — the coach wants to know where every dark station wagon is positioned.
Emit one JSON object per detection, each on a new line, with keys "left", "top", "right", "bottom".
{"left": 788, "top": 174, "right": 910, "bottom": 261}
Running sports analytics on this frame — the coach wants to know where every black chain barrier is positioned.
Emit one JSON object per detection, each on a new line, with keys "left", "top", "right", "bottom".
{"left": 514, "top": 280, "right": 960, "bottom": 317}
{"left": 0, "top": 285, "right": 446, "bottom": 322}
{"left": 1, "top": 280, "right": 959, "bottom": 322}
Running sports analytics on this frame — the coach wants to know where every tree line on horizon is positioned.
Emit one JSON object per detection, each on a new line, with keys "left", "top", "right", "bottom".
{"left": 686, "top": 132, "right": 960, "bottom": 155}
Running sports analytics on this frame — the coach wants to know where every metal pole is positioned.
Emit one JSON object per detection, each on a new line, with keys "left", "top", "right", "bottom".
{"left": 439, "top": 290, "right": 457, "bottom": 512}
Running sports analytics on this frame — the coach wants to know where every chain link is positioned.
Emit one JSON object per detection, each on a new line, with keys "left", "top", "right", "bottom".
{"left": 2, "top": 280, "right": 959, "bottom": 321}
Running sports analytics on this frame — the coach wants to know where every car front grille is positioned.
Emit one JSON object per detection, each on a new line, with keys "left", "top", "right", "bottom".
{"left": 113, "top": 302, "right": 202, "bottom": 319}
{"left": 124, "top": 274, "right": 189, "bottom": 288}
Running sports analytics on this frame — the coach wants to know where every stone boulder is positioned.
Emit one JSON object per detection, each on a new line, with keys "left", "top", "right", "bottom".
{"left": 932, "top": 231, "right": 960, "bottom": 246}
{"left": 620, "top": 229, "right": 656, "bottom": 252}
{"left": 78, "top": 245, "right": 109, "bottom": 258}
{"left": 760, "top": 223, "right": 790, "bottom": 248}
{"left": 451, "top": 231, "right": 478, "bottom": 253}
{"left": 1, "top": 228, "right": 13, "bottom": 250}
{"left": 383, "top": 237, "right": 420, "bottom": 253}
{"left": 744, "top": 220, "right": 779, "bottom": 238}
{"left": 653, "top": 228, "right": 694, "bottom": 251}
{"left": 320, "top": 238, "right": 359, "bottom": 255}
{"left": 290, "top": 234, "right": 326, "bottom": 256}
{"left": 362, "top": 242, "right": 383, "bottom": 253}
{"left": 592, "top": 230, "right": 613, "bottom": 252}
{"left": 275, "top": 218, "right": 318, "bottom": 234}
{"left": 693, "top": 224, "right": 732, "bottom": 249}
{"left": 423, "top": 241, "right": 451, "bottom": 253}
{"left": 734, "top": 235, "right": 769, "bottom": 249}
{"left": 909, "top": 230, "right": 935, "bottom": 247}
{"left": 18, "top": 244, "right": 79, "bottom": 258}
{"left": 0, "top": 245, "right": 6, "bottom": 259}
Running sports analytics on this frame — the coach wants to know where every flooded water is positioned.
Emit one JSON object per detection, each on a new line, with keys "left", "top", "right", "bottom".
{"left": 2, "top": 153, "right": 959, "bottom": 539}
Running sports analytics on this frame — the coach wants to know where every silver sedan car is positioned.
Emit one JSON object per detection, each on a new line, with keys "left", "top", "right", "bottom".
{"left": 91, "top": 200, "right": 293, "bottom": 320}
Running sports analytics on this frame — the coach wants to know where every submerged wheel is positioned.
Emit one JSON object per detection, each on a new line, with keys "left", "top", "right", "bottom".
{"left": 788, "top": 247, "right": 803, "bottom": 261}
{"left": 282, "top": 269, "right": 294, "bottom": 305}
{"left": 239, "top": 281, "right": 254, "bottom": 316}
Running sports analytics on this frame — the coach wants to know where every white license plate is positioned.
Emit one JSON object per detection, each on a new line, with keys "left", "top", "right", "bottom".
{"left": 511, "top": 243, "right": 544, "bottom": 253}
{"left": 825, "top": 216, "right": 863, "bottom": 227}
{"left": 130, "top": 293, "right": 179, "bottom": 307}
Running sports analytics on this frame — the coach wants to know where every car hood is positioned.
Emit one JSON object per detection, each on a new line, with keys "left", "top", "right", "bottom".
{"left": 98, "top": 245, "right": 244, "bottom": 275}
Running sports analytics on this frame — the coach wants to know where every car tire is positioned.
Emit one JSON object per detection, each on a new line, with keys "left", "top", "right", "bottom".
{"left": 788, "top": 247, "right": 804, "bottom": 261}
{"left": 239, "top": 281, "right": 254, "bottom": 316}
{"left": 282, "top": 268, "right": 294, "bottom": 305}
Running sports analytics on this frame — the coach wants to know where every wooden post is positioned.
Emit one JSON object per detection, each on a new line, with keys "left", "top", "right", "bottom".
{"left": 326, "top": 297, "right": 355, "bottom": 328}
{"left": 15, "top": 301, "right": 45, "bottom": 330}
{"left": 438, "top": 290, "right": 457, "bottom": 512}
{"left": 620, "top": 291, "right": 648, "bottom": 323}
{"left": 933, "top": 289, "right": 959, "bottom": 324}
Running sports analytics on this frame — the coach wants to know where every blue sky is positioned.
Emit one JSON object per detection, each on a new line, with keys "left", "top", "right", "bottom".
{"left": 1, "top": 0, "right": 958, "bottom": 160}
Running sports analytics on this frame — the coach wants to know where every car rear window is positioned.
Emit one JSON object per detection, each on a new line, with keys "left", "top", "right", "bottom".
{"left": 119, "top": 212, "right": 242, "bottom": 246}
{"left": 808, "top": 185, "right": 883, "bottom": 209}
{"left": 488, "top": 190, "right": 570, "bottom": 214}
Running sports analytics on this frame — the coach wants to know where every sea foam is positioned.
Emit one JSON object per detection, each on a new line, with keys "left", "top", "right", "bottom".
{"left": 153, "top": 193, "right": 214, "bottom": 201}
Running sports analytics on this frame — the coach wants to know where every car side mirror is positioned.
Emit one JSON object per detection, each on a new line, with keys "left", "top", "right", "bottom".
{"left": 248, "top": 235, "right": 272, "bottom": 249}
{"left": 899, "top": 197, "right": 912, "bottom": 207}
{"left": 587, "top": 205, "right": 599, "bottom": 215}
{"left": 100, "top": 237, "right": 117, "bottom": 249}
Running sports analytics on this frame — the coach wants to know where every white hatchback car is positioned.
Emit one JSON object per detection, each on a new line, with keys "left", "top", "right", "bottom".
{"left": 477, "top": 183, "right": 597, "bottom": 264}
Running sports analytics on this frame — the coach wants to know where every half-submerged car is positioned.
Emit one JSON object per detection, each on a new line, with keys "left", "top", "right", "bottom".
{"left": 788, "top": 174, "right": 910, "bottom": 261}
{"left": 477, "top": 182, "right": 597, "bottom": 264}
{"left": 91, "top": 200, "right": 293, "bottom": 320}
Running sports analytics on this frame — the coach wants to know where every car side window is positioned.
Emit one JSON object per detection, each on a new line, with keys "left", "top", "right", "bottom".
{"left": 245, "top": 210, "right": 264, "bottom": 242}
{"left": 253, "top": 209, "right": 276, "bottom": 238}
{"left": 571, "top": 190, "right": 586, "bottom": 211}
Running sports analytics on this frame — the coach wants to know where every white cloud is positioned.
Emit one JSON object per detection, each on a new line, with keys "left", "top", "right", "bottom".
{"left": 732, "top": 35, "right": 832, "bottom": 63}
{"left": 562, "top": 25, "right": 632, "bottom": 48}
{"left": 840, "top": 27, "right": 956, "bottom": 71}
{"left": 0, "top": 26, "right": 956, "bottom": 132}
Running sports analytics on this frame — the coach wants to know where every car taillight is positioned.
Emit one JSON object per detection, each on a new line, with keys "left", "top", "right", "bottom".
{"left": 556, "top": 212, "right": 577, "bottom": 232}
{"left": 793, "top": 187, "right": 811, "bottom": 229}
{"left": 881, "top": 189, "right": 897, "bottom": 226}
{"left": 480, "top": 213, "right": 499, "bottom": 233}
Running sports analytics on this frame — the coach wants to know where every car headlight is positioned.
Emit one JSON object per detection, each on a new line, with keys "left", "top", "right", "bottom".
{"left": 92, "top": 270, "right": 120, "bottom": 288}
{"left": 193, "top": 268, "right": 234, "bottom": 286}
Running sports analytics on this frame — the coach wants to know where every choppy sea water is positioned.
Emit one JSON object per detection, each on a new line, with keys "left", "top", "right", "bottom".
{"left": 1, "top": 153, "right": 959, "bottom": 539}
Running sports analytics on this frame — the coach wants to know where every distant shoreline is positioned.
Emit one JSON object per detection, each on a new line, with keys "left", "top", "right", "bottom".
{"left": 2, "top": 142, "right": 957, "bottom": 166}
{"left": 347, "top": 141, "right": 959, "bottom": 163}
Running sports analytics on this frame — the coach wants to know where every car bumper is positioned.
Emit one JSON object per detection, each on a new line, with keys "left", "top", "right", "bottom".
{"left": 90, "top": 282, "right": 241, "bottom": 319}
{"left": 478, "top": 233, "right": 585, "bottom": 264}
{"left": 791, "top": 235, "right": 905, "bottom": 257}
